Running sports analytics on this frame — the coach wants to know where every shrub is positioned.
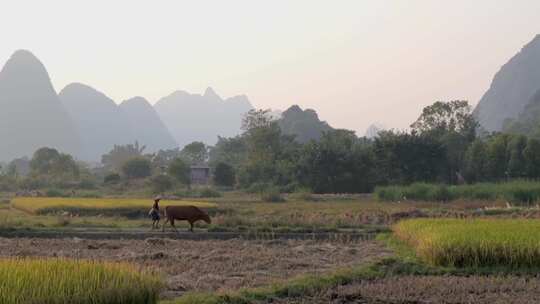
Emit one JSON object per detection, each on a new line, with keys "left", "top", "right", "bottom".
{"left": 289, "top": 187, "right": 317, "bottom": 201}
{"left": 45, "top": 188, "right": 68, "bottom": 197}
{"left": 168, "top": 158, "right": 190, "bottom": 186}
{"left": 261, "top": 187, "right": 285, "bottom": 202}
{"left": 104, "top": 172, "right": 121, "bottom": 184}
{"left": 173, "top": 188, "right": 221, "bottom": 198}
{"left": 121, "top": 157, "right": 152, "bottom": 179}
{"left": 213, "top": 162, "right": 235, "bottom": 187}
{"left": 77, "top": 177, "right": 97, "bottom": 189}
{"left": 246, "top": 182, "right": 274, "bottom": 194}
{"left": 149, "top": 174, "right": 174, "bottom": 194}
{"left": 376, "top": 181, "right": 540, "bottom": 204}
{"left": 198, "top": 187, "right": 222, "bottom": 198}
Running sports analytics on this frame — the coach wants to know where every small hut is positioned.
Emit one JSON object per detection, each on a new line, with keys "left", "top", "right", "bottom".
{"left": 190, "top": 165, "right": 210, "bottom": 185}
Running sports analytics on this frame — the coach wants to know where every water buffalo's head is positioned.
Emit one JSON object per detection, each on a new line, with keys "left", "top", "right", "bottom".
{"left": 202, "top": 213, "right": 212, "bottom": 224}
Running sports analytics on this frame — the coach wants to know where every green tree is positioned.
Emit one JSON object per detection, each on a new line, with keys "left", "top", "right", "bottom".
{"left": 298, "top": 130, "right": 376, "bottom": 193}
{"left": 524, "top": 138, "right": 540, "bottom": 178}
{"left": 238, "top": 109, "right": 298, "bottom": 188}
{"left": 507, "top": 135, "right": 528, "bottom": 178}
{"left": 9, "top": 157, "right": 30, "bottom": 177}
{"left": 410, "top": 100, "right": 477, "bottom": 139}
{"left": 208, "top": 136, "right": 247, "bottom": 168}
{"left": 102, "top": 141, "right": 146, "bottom": 171}
{"left": 213, "top": 162, "right": 235, "bottom": 187}
{"left": 373, "top": 130, "right": 445, "bottom": 185}
{"left": 103, "top": 172, "right": 121, "bottom": 184}
{"left": 121, "top": 157, "right": 151, "bottom": 179}
{"left": 411, "top": 100, "right": 478, "bottom": 183}
{"left": 463, "top": 139, "right": 487, "bottom": 183}
{"left": 181, "top": 141, "right": 208, "bottom": 165}
{"left": 168, "top": 157, "right": 191, "bottom": 186}
{"left": 485, "top": 134, "right": 510, "bottom": 180}
{"left": 30, "top": 147, "right": 79, "bottom": 178}
{"left": 150, "top": 174, "right": 174, "bottom": 193}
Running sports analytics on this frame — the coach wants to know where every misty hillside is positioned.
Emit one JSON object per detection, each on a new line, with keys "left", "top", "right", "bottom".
{"left": 0, "top": 50, "right": 80, "bottom": 161}
{"left": 503, "top": 89, "right": 540, "bottom": 137}
{"left": 474, "top": 35, "right": 540, "bottom": 131}
{"left": 154, "top": 87, "right": 253, "bottom": 147}
{"left": 120, "top": 97, "right": 177, "bottom": 152}
{"left": 364, "top": 123, "right": 386, "bottom": 139}
{"left": 278, "top": 105, "right": 333, "bottom": 143}
{"left": 59, "top": 83, "right": 134, "bottom": 161}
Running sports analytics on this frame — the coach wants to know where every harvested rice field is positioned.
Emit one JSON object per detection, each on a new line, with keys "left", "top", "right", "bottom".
{"left": 268, "top": 275, "right": 540, "bottom": 304}
{"left": 0, "top": 237, "right": 391, "bottom": 300}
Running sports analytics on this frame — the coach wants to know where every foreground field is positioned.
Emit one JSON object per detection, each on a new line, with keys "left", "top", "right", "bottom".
{"left": 5, "top": 193, "right": 540, "bottom": 303}
{"left": 394, "top": 218, "right": 540, "bottom": 267}
{"left": 0, "top": 258, "right": 161, "bottom": 304}
{"left": 270, "top": 275, "right": 540, "bottom": 304}
{"left": 0, "top": 237, "right": 389, "bottom": 299}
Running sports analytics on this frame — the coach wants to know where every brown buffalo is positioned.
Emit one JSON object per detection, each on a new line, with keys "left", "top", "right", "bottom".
{"left": 162, "top": 205, "right": 211, "bottom": 233}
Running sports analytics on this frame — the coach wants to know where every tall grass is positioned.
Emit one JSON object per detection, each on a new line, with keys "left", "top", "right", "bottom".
{"left": 0, "top": 258, "right": 161, "bottom": 304}
{"left": 394, "top": 218, "right": 540, "bottom": 267}
{"left": 376, "top": 180, "right": 540, "bottom": 204}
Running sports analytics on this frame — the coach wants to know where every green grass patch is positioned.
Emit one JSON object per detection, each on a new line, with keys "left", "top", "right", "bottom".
{"left": 375, "top": 180, "right": 540, "bottom": 204}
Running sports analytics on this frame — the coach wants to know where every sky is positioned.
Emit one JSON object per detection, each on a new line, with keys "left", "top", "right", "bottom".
{"left": 1, "top": 0, "right": 540, "bottom": 134}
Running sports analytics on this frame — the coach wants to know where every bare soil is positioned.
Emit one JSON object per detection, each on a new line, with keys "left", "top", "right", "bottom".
{"left": 268, "top": 275, "right": 540, "bottom": 304}
{"left": 0, "top": 237, "right": 390, "bottom": 299}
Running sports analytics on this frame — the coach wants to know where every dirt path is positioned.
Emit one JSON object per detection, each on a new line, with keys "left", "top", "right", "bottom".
{"left": 0, "top": 229, "right": 378, "bottom": 241}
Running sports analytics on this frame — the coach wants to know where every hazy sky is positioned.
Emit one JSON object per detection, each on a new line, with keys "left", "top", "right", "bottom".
{"left": 2, "top": 1, "right": 540, "bottom": 134}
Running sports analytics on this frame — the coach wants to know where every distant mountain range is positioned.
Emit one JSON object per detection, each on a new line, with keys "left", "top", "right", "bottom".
{"left": 119, "top": 96, "right": 177, "bottom": 153}
{"left": 503, "top": 89, "right": 540, "bottom": 137}
{"left": 474, "top": 35, "right": 540, "bottom": 131}
{"left": 154, "top": 87, "right": 253, "bottom": 148}
{"left": 364, "top": 123, "right": 386, "bottom": 139}
{"left": 59, "top": 83, "right": 134, "bottom": 161}
{"left": 0, "top": 50, "right": 254, "bottom": 162}
{"left": 0, "top": 50, "right": 80, "bottom": 161}
{"left": 278, "top": 105, "right": 333, "bottom": 143}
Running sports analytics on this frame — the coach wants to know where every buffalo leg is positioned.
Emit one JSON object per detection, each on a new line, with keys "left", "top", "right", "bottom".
{"left": 162, "top": 218, "right": 169, "bottom": 232}
{"left": 189, "top": 221, "right": 194, "bottom": 233}
{"left": 170, "top": 219, "right": 179, "bottom": 233}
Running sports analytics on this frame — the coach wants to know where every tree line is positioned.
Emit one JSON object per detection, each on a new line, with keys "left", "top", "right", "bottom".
{"left": 3, "top": 100, "right": 540, "bottom": 194}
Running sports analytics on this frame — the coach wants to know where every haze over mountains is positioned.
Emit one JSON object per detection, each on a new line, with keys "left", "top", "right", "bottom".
{"left": 474, "top": 35, "right": 540, "bottom": 131}
{"left": 278, "top": 105, "right": 333, "bottom": 143}
{"left": 0, "top": 50, "right": 80, "bottom": 161}
{"left": 59, "top": 83, "right": 134, "bottom": 161}
{"left": 154, "top": 88, "right": 253, "bottom": 148}
{"left": 119, "top": 96, "right": 177, "bottom": 153}
{"left": 0, "top": 50, "right": 253, "bottom": 162}
{"left": 4, "top": 33, "right": 540, "bottom": 162}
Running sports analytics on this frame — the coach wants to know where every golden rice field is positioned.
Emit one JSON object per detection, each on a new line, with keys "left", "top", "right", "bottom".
{"left": 12, "top": 197, "right": 216, "bottom": 217}
{"left": 0, "top": 258, "right": 161, "bottom": 304}
{"left": 393, "top": 218, "right": 540, "bottom": 267}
